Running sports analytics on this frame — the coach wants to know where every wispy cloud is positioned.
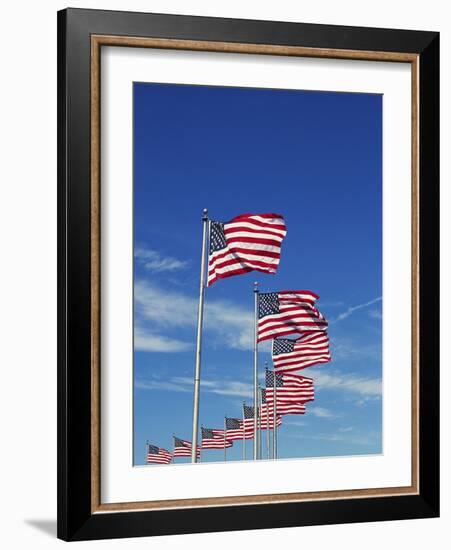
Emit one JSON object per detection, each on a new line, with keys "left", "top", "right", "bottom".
{"left": 287, "top": 430, "right": 380, "bottom": 447}
{"left": 308, "top": 368, "right": 382, "bottom": 397}
{"left": 331, "top": 337, "right": 381, "bottom": 362}
{"left": 284, "top": 419, "right": 306, "bottom": 428}
{"left": 135, "top": 375, "right": 253, "bottom": 398}
{"left": 134, "top": 327, "right": 192, "bottom": 353}
{"left": 134, "top": 280, "right": 256, "bottom": 352}
{"left": 368, "top": 309, "right": 383, "bottom": 320}
{"left": 134, "top": 246, "right": 188, "bottom": 272}
{"left": 309, "top": 406, "right": 335, "bottom": 418}
{"left": 332, "top": 297, "right": 382, "bottom": 324}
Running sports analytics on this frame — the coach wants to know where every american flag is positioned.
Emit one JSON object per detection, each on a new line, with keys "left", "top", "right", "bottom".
{"left": 238, "top": 405, "right": 282, "bottom": 432}
{"left": 207, "top": 213, "right": 287, "bottom": 286}
{"left": 240, "top": 404, "right": 256, "bottom": 436}
{"left": 272, "top": 332, "right": 331, "bottom": 373}
{"left": 257, "top": 410, "right": 282, "bottom": 429}
{"left": 212, "top": 418, "right": 250, "bottom": 441}
{"left": 261, "top": 391, "right": 307, "bottom": 416}
{"left": 265, "top": 370, "right": 315, "bottom": 404}
{"left": 258, "top": 290, "right": 328, "bottom": 342}
{"left": 173, "top": 436, "right": 200, "bottom": 458}
{"left": 201, "top": 427, "right": 233, "bottom": 449}
{"left": 146, "top": 444, "right": 172, "bottom": 465}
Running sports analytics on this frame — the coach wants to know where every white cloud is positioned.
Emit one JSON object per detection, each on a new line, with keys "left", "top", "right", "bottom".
{"left": 135, "top": 375, "right": 253, "bottom": 398}
{"left": 284, "top": 419, "right": 306, "bottom": 427}
{"left": 134, "top": 246, "right": 188, "bottom": 272}
{"left": 332, "top": 297, "right": 382, "bottom": 324}
{"left": 309, "top": 406, "right": 335, "bottom": 418}
{"left": 134, "top": 279, "right": 256, "bottom": 351}
{"left": 308, "top": 368, "right": 382, "bottom": 397}
{"left": 287, "top": 430, "right": 379, "bottom": 447}
{"left": 331, "top": 338, "right": 381, "bottom": 362}
{"left": 368, "top": 309, "right": 383, "bottom": 320}
{"left": 135, "top": 379, "right": 192, "bottom": 392}
{"left": 134, "top": 327, "right": 192, "bottom": 353}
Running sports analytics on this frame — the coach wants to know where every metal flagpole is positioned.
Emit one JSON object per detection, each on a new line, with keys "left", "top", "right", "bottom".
{"left": 273, "top": 370, "right": 278, "bottom": 460}
{"left": 258, "top": 385, "right": 263, "bottom": 459}
{"left": 224, "top": 417, "right": 227, "bottom": 462}
{"left": 199, "top": 424, "right": 204, "bottom": 463}
{"left": 191, "top": 208, "right": 209, "bottom": 463}
{"left": 265, "top": 364, "right": 270, "bottom": 459}
{"left": 253, "top": 281, "right": 259, "bottom": 460}
{"left": 146, "top": 440, "right": 149, "bottom": 465}
{"left": 242, "top": 402, "right": 246, "bottom": 461}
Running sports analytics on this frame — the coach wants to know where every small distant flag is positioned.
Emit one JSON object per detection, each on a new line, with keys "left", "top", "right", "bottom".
{"left": 208, "top": 213, "right": 287, "bottom": 286}
{"left": 201, "top": 428, "right": 233, "bottom": 449}
{"left": 241, "top": 404, "right": 256, "bottom": 434}
{"left": 272, "top": 332, "right": 331, "bottom": 373}
{"left": 265, "top": 370, "right": 315, "bottom": 404}
{"left": 212, "top": 418, "right": 250, "bottom": 441}
{"left": 258, "top": 290, "right": 328, "bottom": 342}
{"left": 173, "top": 436, "right": 200, "bottom": 458}
{"left": 146, "top": 444, "right": 172, "bottom": 465}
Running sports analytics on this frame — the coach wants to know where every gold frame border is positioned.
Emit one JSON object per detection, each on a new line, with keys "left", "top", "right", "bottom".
{"left": 90, "top": 35, "right": 420, "bottom": 514}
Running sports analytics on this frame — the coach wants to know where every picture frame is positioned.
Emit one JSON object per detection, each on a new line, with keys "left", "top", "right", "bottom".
{"left": 57, "top": 7, "right": 439, "bottom": 541}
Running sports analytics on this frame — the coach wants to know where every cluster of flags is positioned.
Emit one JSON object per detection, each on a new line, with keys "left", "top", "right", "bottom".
{"left": 145, "top": 211, "right": 332, "bottom": 465}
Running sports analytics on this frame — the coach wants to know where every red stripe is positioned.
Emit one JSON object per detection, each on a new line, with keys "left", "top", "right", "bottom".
{"left": 225, "top": 235, "right": 282, "bottom": 247}
{"left": 225, "top": 226, "right": 285, "bottom": 239}
{"left": 258, "top": 328, "right": 302, "bottom": 342}
{"left": 209, "top": 256, "right": 276, "bottom": 273}
{"left": 278, "top": 290, "right": 320, "bottom": 300}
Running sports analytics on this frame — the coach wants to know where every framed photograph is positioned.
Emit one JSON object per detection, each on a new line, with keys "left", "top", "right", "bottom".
{"left": 57, "top": 8, "right": 439, "bottom": 541}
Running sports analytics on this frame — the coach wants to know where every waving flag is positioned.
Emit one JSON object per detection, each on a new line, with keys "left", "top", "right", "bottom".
{"left": 173, "top": 436, "right": 200, "bottom": 458}
{"left": 272, "top": 332, "right": 331, "bottom": 373}
{"left": 146, "top": 444, "right": 172, "bottom": 465}
{"left": 258, "top": 290, "right": 328, "bottom": 342}
{"left": 201, "top": 428, "right": 233, "bottom": 449}
{"left": 265, "top": 370, "right": 315, "bottom": 404}
{"left": 207, "top": 213, "right": 287, "bottom": 286}
{"left": 258, "top": 411, "right": 282, "bottom": 429}
{"left": 240, "top": 404, "right": 282, "bottom": 434}
{"left": 261, "top": 391, "right": 306, "bottom": 416}
{"left": 212, "top": 418, "right": 251, "bottom": 441}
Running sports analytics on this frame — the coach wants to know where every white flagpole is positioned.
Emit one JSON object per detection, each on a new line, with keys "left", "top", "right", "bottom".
{"left": 253, "top": 281, "right": 259, "bottom": 460}
{"left": 191, "top": 209, "right": 209, "bottom": 463}
{"left": 273, "top": 370, "right": 278, "bottom": 460}
{"left": 265, "top": 365, "right": 270, "bottom": 459}
{"left": 242, "top": 402, "right": 246, "bottom": 461}
{"left": 259, "top": 385, "right": 263, "bottom": 459}
{"left": 146, "top": 440, "right": 149, "bottom": 465}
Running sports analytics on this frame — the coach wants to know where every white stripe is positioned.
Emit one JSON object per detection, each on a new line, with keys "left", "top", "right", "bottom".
{"left": 246, "top": 215, "right": 286, "bottom": 226}
{"left": 224, "top": 229, "right": 284, "bottom": 243}
{"left": 225, "top": 220, "right": 286, "bottom": 235}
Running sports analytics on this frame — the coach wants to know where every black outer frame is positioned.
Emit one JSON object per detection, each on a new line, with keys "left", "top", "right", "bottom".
{"left": 57, "top": 8, "right": 439, "bottom": 542}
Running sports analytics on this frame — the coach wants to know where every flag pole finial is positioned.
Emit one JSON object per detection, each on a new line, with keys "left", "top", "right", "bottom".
{"left": 202, "top": 208, "right": 208, "bottom": 219}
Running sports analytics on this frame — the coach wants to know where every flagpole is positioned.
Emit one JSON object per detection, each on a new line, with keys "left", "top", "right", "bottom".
{"left": 242, "top": 402, "right": 246, "bottom": 461}
{"left": 253, "top": 281, "right": 259, "bottom": 460}
{"left": 146, "top": 440, "right": 149, "bottom": 465}
{"left": 258, "top": 385, "right": 263, "bottom": 459}
{"left": 191, "top": 208, "right": 209, "bottom": 463}
{"left": 273, "top": 369, "right": 278, "bottom": 460}
{"left": 265, "top": 365, "right": 270, "bottom": 459}
{"left": 224, "top": 416, "right": 227, "bottom": 462}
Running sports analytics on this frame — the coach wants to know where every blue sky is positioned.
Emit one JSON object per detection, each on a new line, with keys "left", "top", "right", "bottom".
{"left": 133, "top": 82, "right": 382, "bottom": 466}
